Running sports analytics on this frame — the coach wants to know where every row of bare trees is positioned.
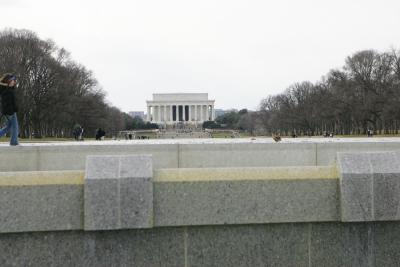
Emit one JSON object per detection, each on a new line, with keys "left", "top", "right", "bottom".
{"left": 258, "top": 49, "right": 400, "bottom": 136}
{"left": 0, "top": 29, "right": 133, "bottom": 138}
{"left": 2, "top": 29, "right": 399, "bottom": 137}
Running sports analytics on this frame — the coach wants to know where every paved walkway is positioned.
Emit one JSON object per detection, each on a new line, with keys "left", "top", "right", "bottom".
{"left": 1, "top": 137, "right": 400, "bottom": 146}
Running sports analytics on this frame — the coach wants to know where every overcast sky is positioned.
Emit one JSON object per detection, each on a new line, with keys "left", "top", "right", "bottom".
{"left": 1, "top": 0, "right": 400, "bottom": 112}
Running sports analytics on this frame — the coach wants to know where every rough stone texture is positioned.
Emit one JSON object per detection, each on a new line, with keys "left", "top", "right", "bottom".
{"left": 3, "top": 222, "right": 400, "bottom": 266}
{"left": 154, "top": 178, "right": 339, "bottom": 226}
{"left": 0, "top": 228, "right": 184, "bottom": 267}
{"left": 84, "top": 155, "right": 153, "bottom": 230}
{"left": 373, "top": 221, "right": 400, "bottom": 266}
{"left": 338, "top": 151, "right": 400, "bottom": 222}
{"left": 340, "top": 176, "right": 374, "bottom": 221}
{"left": 84, "top": 179, "right": 120, "bottom": 230}
{"left": 187, "top": 224, "right": 309, "bottom": 267}
{"left": 310, "top": 222, "right": 373, "bottom": 267}
{"left": 120, "top": 177, "right": 153, "bottom": 228}
{"left": 0, "top": 185, "right": 83, "bottom": 233}
{"left": 370, "top": 152, "right": 400, "bottom": 220}
{"left": 337, "top": 152, "right": 374, "bottom": 221}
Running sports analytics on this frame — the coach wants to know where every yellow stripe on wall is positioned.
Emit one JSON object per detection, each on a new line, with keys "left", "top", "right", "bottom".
{"left": 0, "top": 166, "right": 339, "bottom": 186}
{"left": 155, "top": 166, "right": 338, "bottom": 182}
{"left": 0, "top": 171, "right": 85, "bottom": 186}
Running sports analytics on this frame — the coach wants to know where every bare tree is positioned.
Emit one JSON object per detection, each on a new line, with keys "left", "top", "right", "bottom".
{"left": 0, "top": 28, "right": 130, "bottom": 138}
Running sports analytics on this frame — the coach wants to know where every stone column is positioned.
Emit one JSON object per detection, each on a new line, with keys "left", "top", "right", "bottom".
{"left": 158, "top": 105, "right": 161, "bottom": 123}
{"left": 188, "top": 105, "right": 192, "bottom": 121}
{"left": 195, "top": 105, "right": 198, "bottom": 121}
{"left": 159, "top": 105, "right": 163, "bottom": 122}
{"left": 147, "top": 106, "right": 151, "bottom": 121}
{"left": 164, "top": 105, "right": 167, "bottom": 122}
{"left": 200, "top": 105, "right": 203, "bottom": 122}
{"left": 212, "top": 105, "right": 215, "bottom": 121}
{"left": 177, "top": 105, "right": 180, "bottom": 122}
{"left": 170, "top": 105, "right": 173, "bottom": 122}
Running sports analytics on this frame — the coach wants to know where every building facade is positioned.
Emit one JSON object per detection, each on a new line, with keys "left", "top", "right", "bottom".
{"left": 146, "top": 93, "right": 215, "bottom": 125}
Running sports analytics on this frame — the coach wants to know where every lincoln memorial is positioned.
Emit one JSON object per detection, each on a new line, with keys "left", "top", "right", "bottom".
{"left": 146, "top": 93, "right": 215, "bottom": 125}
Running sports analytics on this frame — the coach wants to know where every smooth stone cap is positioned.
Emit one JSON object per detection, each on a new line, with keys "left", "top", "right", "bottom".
{"left": 85, "top": 156, "right": 120, "bottom": 179}
{"left": 369, "top": 152, "right": 400, "bottom": 174}
{"left": 120, "top": 155, "right": 153, "bottom": 178}
{"left": 337, "top": 153, "right": 372, "bottom": 175}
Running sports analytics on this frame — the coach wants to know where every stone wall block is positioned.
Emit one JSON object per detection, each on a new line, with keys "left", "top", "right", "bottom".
{"left": 338, "top": 151, "right": 400, "bottom": 222}
{"left": 84, "top": 155, "right": 153, "bottom": 230}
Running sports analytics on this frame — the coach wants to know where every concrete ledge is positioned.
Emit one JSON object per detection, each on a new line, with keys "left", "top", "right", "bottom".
{"left": 0, "top": 143, "right": 178, "bottom": 171}
{"left": 84, "top": 155, "right": 153, "bottom": 230}
{"left": 0, "top": 139, "right": 400, "bottom": 171}
{"left": 317, "top": 141, "right": 400, "bottom": 165}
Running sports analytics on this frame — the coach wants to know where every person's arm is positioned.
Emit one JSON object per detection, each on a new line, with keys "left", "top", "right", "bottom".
{"left": 0, "top": 84, "right": 6, "bottom": 94}
{"left": 12, "top": 90, "right": 18, "bottom": 112}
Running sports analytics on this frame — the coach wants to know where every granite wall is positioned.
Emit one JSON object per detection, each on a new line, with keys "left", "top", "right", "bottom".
{"left": 1, "top": 147, "right": 400, "bottom": 266}
{"left": 1, "top": 222, "right": 400, "bottom": 267}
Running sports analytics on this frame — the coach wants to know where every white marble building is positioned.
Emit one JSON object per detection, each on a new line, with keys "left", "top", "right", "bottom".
{"left": 146, "top": 93, "right": 215, "bottom": 125}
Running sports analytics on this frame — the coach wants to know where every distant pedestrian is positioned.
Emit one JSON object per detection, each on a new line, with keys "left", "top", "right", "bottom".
{"left": 0, "top": 73, "right": 19, "bottom": 146}
{"left": 95, "top": 128, "right": 106, "bottom": 140}
{"left": 73, "top": 124, "right": 84, "bottom": 141}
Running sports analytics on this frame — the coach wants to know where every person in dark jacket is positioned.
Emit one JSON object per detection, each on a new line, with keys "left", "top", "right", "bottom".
{"left": 0, "top": 73, "right": 19, "bottom": 145}
{"left": 95, "top": 128, "right": 106, "bottom": 140}
{"left": 73, "top": 124, "right": 84, "bottom": 141}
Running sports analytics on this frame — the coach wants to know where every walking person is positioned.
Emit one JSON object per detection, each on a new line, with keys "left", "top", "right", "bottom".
{"left": 0, "top": 73, "right": 19, "bottom": 146}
